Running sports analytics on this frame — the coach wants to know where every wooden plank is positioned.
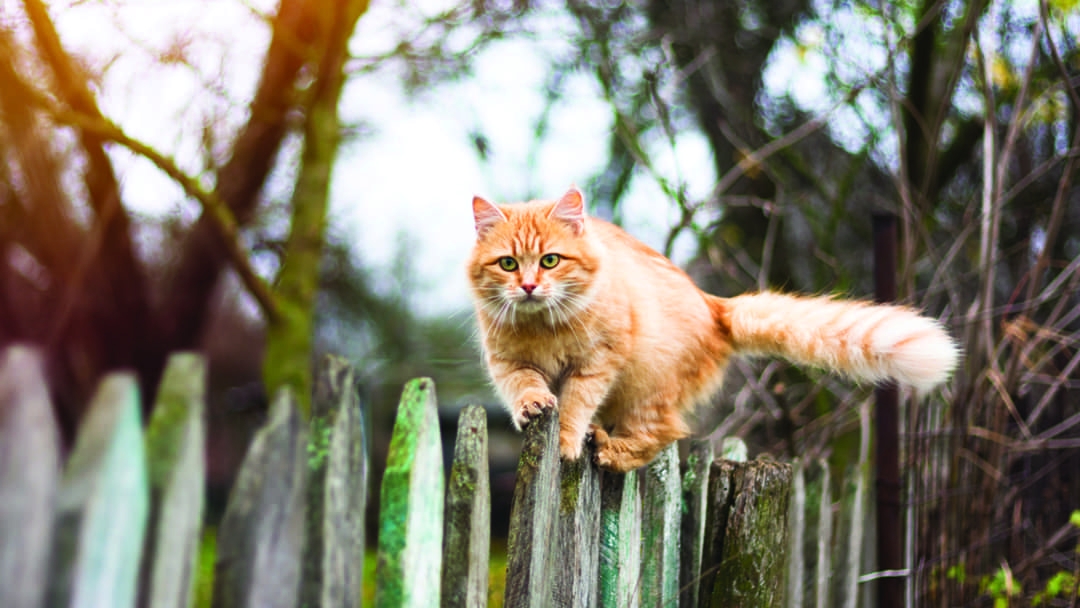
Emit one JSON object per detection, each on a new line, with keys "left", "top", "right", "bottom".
{"left": 0, "top": 346, "right": 60, "bottom": 608}
{"left": 700, "top": 458, "right": 793, "bottom": 608}
{"left": 814, "top": 460, "right": 832, "bottom": 608}
{"left": 46, "top": 373, "right": 149, "bottom": 608}
{"left": 598, "top": 468, "right": 640, "bottom": 608}
{"left": 551, "top": 444, "right": 601, "bottom": 608}
{"left": 441, "top": 405, "right": 490, "bottom": 608}
{"left": 139, "top": 353, "right": 207, "bottom": 608}
{"left": 503, "top": 406, "right": 560, "bottom": 608}
{"left": 841, "top": 402, "right": 871, "bottom": 608}
{"left": 376, "top": 378, "right": 444, "bottom": 608}
{"left": 787, "top": 459, "right": 806, "bottom": 608}
{"left": 213, "top": 388, "right": 308, "bottom": 608}
{"left": 679, "top": 439, "right": 713, "bottom": 608}
{"left": 302, "top": 355, "right": 369, "bottom": 608}
{"left": 640, "top": 443, "right": 681, "bottom": 607}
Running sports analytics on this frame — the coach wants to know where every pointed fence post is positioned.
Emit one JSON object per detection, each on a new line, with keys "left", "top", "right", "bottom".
{"left": 213, "top": 388, "right": 308, "bottom": 608}
{"left": 46, "top": 373, "right": 149, "bottom": 608}
{"left": 139, "top": 353, "right": 206, "bottom": 608}
{"left": 442, "top": 405, "right": 490, "bottom": 608}
{"left": 376, "top": 378, "right": 444, "bottom": 608}
{"left": 504, "top": 407, "right": 560, "bottom": 608}
{"left": 302, "top": 356, "right": 369, "bottom": 608}
{"left": 679, "top": 439, "right": 714, "bottom": 608}
{"left": 0, "top": 346, "right": 60, "bottom": 608}
{"left": 641, "top": 443, "right": 681, "bottom": 607}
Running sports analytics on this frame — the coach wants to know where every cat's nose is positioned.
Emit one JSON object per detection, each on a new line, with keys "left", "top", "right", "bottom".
{"left": 521, "top": 284, "right": 537, "bottom": 295}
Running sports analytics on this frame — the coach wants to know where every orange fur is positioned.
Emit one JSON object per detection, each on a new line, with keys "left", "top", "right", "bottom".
{"left": 467, "top": 188, "right": 959, "bottom": 472}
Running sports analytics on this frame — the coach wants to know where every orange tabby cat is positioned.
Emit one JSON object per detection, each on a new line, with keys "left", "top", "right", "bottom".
{"left": 467, "top": 187, "right": 959, "bottom": 472}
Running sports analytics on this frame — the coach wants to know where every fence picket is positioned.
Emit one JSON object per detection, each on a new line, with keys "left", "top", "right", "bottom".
{"left": 302, "top": 355, "right": 368, "bottom": 608}
{"left": 213, "top": 388, "right": 308, "bottom": 608}
{"left": 46, "top": 373, "right": 149, "bottom": 608}
{"left": 815, "top": 460, "right": 832, "bottom": 608}
{"left": 641, "top": 443, "right": 681, "bottom": 607}
{"left": 787, "top": 459, "right": 806, "bottom": 608}
{"left": 700, "top": 456, "right": 793, "bottom": 608}
{"left": 139, "top": 353, "right": 206, "bottom": 608}
{"left": 679, "top": 439, "right": 713, "bottom": 608}
{"left": 552, "top": 449, "right": 601, "bottom": 608}
{"left": 0, "top": 346, "right": 60, "bottom": 608}
{"left": 376, "top": 378, "right": 444, "bottom": 608}
{"left": 504, "top": 407, "right": 560, "bottom": 608}
{"left": 598, "top": 468, "right": 641, "bottom": 608}
{"left": 442, "top": 405, "right": 490, "bottom": 608}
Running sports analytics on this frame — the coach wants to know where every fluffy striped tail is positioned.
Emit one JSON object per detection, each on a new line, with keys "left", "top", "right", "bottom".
{"left": 710, "top": 292, "right": 959, "bottom": 393}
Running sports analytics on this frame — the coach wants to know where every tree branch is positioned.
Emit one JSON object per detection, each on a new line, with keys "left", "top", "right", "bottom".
{"left": 26, "top": 90, "right": 281, "bottom": 323}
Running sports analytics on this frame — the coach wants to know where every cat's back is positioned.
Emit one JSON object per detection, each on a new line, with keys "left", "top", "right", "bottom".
{"left": 588, "top": 218, "right": 700, "bottom": 291}
{"left": 586, "top": 217, "right": 713, "bottom": 343}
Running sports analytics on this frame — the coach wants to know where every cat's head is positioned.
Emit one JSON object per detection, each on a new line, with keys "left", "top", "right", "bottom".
{"left": 467, "top": 188, "right": 600, "bottom": 325}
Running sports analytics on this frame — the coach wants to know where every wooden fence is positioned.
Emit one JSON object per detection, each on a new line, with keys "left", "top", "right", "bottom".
{"left": 0, "top": 345, "right": 794, "bottom": 608}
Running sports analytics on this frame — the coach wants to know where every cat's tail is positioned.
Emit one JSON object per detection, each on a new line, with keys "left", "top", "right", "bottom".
{"left": 709, "top": 291, "right": 959, "bottom": 393}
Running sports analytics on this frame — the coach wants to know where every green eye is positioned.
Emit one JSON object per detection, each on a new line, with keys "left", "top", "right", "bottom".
{"left": 498, "top": 257, "right": 518, "bottom": 271}
{"left": 540, "top": 254, "right": 560, "bottom": 269}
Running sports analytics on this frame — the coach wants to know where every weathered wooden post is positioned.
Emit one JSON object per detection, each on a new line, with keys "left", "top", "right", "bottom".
{"left": 442, "top": 405, "right": 491, "bottom": 608}
{"left": 213, "top": 388, "right": 308, "bottom": 608}
{"left": 139, "top": 353, "right": 207, "bottom": 608}
{"left": 0, "top": 346, "right": 60, "bottom": 608}
{"left": 376, "top": 378, "right": 444, "bottom": 608}
{"left": 46, "top": 373, "right": 150, "bottom": 608}
{"left": 504, "top": 407, "right": 560, "bottom": 608}
{"left": 302, "top": 356, "right": 369, "bottom": 608}
{"left": 699, "top": 448, "right": 793, "bottom": 608}
{"left": 598, "top": 467, "right": 641, "bottom": 608}
{"left": 552, "top": 444, "right": 601, "bottom": 607}
{"left": 680, "top": 439, "right": 714, "bottom": 608}
{"left": 640, "top": 443, "right": 682, "bottom": 606}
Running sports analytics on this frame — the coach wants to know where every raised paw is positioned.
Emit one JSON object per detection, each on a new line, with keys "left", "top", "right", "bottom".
{"left": 512, "top": 389, "right": 557, "bottom": 430}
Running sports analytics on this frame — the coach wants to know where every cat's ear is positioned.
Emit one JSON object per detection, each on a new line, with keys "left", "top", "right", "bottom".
{"left": 549, "top": 187, "right": 586, "bottom": 235}
{"left": 472, "top": 196, "right": 507, "bottom": 238}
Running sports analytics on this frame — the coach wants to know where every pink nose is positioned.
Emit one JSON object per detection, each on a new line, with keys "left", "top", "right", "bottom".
{"left": 521, "top": 284, "right": 537, "bottom": 295}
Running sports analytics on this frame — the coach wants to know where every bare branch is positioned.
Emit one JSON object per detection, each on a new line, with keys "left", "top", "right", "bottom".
{"left": 27, "top": 90, "right": 281, "bottom": 323}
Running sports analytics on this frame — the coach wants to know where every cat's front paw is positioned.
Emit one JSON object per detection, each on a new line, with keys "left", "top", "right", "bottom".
{"left": 560, "top": 427, "right": 587, "bottom": 461}
{"left": 512, "top": 389, "right": 556, "bottom": 430}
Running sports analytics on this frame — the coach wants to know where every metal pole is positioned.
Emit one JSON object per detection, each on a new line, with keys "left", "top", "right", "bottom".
{"left": 872, "top": 213, "right": 902, "bottom": 608}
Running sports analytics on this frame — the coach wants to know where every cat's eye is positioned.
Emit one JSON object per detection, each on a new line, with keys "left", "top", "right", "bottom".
{"left": 540, "top": 254, "right": 560, "bottom": 269}
{"left": 498, "top": 257, "right": 518, "bottom": 271}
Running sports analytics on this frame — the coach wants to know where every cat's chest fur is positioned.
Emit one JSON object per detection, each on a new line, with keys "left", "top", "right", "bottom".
{"left": 481, "top": 312, "right": 625, "bottom": 387}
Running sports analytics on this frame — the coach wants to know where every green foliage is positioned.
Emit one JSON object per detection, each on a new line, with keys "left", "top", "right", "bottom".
{"left": 947, "top": 562, "right": 968, "bottom": 586}
{"left": 980, "top": 565, "right": 1022, "bottom": 608}
{"left": 1033, "top": 571, "right": 1077, "bottom": 606}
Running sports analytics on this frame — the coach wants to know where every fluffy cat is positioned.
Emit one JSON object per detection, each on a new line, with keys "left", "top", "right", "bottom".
{"left": 467, "top": 187, "right": 959, "bottom": 472}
